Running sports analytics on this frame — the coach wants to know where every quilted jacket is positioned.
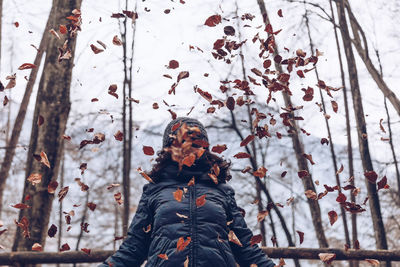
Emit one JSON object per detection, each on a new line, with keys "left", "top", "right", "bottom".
{"left": 99, "top": 163, "right": 275, "bottom": 267}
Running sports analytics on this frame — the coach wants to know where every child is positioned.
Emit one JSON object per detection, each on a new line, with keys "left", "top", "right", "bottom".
{"left": 99, "top": 117, "right": 275, "bottom": 267}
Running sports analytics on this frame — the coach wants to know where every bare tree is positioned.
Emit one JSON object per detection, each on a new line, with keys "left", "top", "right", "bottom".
{"left": 13, "top": 0, "right": 82, "bottom": 253}
{"left": 256, "top": 0, "right": 328, "bottom": 248}
{"left": 336, "top": 1, "right": 389, "bottom": 266}
{"left": 0, "top": 5, "right": 52, "bottom": 217}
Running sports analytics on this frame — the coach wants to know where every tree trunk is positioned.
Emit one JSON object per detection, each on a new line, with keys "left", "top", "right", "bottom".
{"left": 336, "top": 1, "right": 389, "bottom": 266}
{"left": 328, "top": 1, "right": 358, "bottom": 266}
{"left": 256, "top": 0, "right": 328, "bottom": 248}
{"left": 343, "top": 0, "right": 400, "bottom": 118}
{"left": 12, "top": 0, "right": 82, "bottom": 254}
{"left": 0, "top": 5, "right": 52, "bottom": 217}
{"left": 303, "top": 5, "right": 352, "bottom": 254}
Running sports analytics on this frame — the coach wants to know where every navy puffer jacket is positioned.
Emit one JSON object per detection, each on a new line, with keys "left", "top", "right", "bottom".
{"left": 99, "top": 163, "right": 275, "bottom": 267}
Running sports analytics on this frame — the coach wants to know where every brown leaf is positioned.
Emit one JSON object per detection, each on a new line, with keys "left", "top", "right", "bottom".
{"left": 32, "top": 243, "right": 42, "bottom": 251}
{"left": 59, "top": 24, "right": 67, "bottom": 34}
{"left": 40, "top": 151, "right": 51, "bottom": 168}
{"left": 364, "top": 259, "right": 380, "bottom": 266}
{"left": 27, "top": 173, "right": 42, "bottom": 185}
{"left": 336, "top": 193, "right": 347, "bottom": 203}
{"left": 143, "top": 146, "right": 155, "bottom": 156}
{"left": 114, "top": 192, "right": 123, "bottom": 205}
{"left": 364, "top": 171, "right": 378, "bottom": 184}
{"left": 182, "top": 153, "right": 196, "bottom": 167}
{"left": 240, "top": 135, "right": 255, "bottom": 147}
{"left": 12, "top": 203, "right": 30, "bottom": 209}
{"left": 49, "top": 29, "right": 60, "bottom": 39}
{"left": 328, "top": 210, "right": 338, "bottom": 226}
{"left": 257, "top": 210, "right": 269, "bottom": 222}
{"left": 60, "top": 243, "right": 70, "bottom": 252}
{"left": 379, "top": 119, "right": 386, "bottom": 133}
{"left": 168, "top": 60, "right": 179, "bottom": 69}
{"left": 177, "top": 71, "right": 189, "bottom": 82}
{"left": 233, "top": 152, "right": 251, "bottom": 159}
{"left": 173, "top": 188, "right": 183, "bottom": 202}
{"left": 319, "top": 253, "right": 336, "bottom": 264}
{"left": 114, "top": 130, "right": 124, "bottom": 141}
{"left": 81, "top": 248, "right": 91, "bottom": 255}
{"left": 224, "top": 26, "right": 235, "bottom": 36}
{"left": 87, "top": 202, "right": 97, "bottom": 211}
{"left": 296, "top": 231, "right": 304, "bottom": 244}
{"left": 187, "top": 177, "right": 195, "bottom": 186}
{"left": 18, "top": 63, "right": 37, "bottom": 70}
{"left": 137, "top": 167, "right": 155, "bottom": 183}
{"left": 377, "top": 176, "right": 388, "bottom": 191}
{"left": 5, "top": 74, "right": 16, "bottom": 89}
{"left": 336, "top": 164, "right": 344, "bottom": 175}
{"left": 37, "top": 115, "right": 44, "bottom": 126}
{"left": 297, "top": 170, "right": 309, "bottom": 178}
{"left": 48, "top": 224, "right": 57, "bottom": 237}
{"left": 112, "top": 35, "right": 122, "bottom": 46}
{"left": 58, "top": 186, "right": 69, "bottom": 202}
{"left": 226, "top": 96, "right": 235, "bottom": 110}
{"left": 48, "top": 180, "right": 59, "bottom": 194}
{"left": 211, "top": 144, "right": 227, "bottom": 154}
{"left": 204, "top": 14, "right": 222, "bottom": 27}
{"left": 277, "top": 9, "right": 283, "bottom": 17}
{"left": 228, "top": 230, "right": 243, "bottom": 246}
{"left": 196, "top": 194, "right": 206, "bottom": 207}
{"left": 253, "top": 166, "right": 267, "bottom": 178}
{"left": 303, "top": 153, "right": 315, "bottom": 165}
{"left": 250, "top": 234, "right": 262, "bottom": 246}
{"left": 304, "top": 190, "right": 317, "bottom": 200}
{"left": 90, "top": 44, "right": 104, "bottom": 54}
{"left": 331, "top": 100, "right": 338, "bottom": 113}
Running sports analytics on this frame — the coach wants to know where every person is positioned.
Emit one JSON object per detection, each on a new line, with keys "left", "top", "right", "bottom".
{"left": 99, "top": 117, "right": 275, "bottom": 267}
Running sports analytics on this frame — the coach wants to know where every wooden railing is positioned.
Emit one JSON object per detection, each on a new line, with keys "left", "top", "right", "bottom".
{"left": 0, "top": 247, "right": 399, "bottom": 264}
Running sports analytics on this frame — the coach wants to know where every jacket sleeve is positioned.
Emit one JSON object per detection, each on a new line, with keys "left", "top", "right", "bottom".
{"left": 225, "top": 185, "right": 275, "bottom": 267}
{"left": 98, "top": 184, "right": 152, "bottom": 267}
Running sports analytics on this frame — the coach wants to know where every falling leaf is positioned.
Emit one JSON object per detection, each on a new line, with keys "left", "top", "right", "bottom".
{"left": 253, "top": 166, "right": 267, "bottom": 178}
{"left": 40, "top": 151, "right": 51, "bottom": 168}
{"left": 228, "top": 230, "right": 243, "bottom": 246}
{"left": 188, "top": 177, "right": 195, "bottom": 186}
{"left": 177, "top": 71, "right": 189, "bottom": 82}
{"left": 37, "top": 115, "right": 44, "bottom": 126}
{"left": 234, "top": 152, "right": 251, "bottom": 159}
{"left": 137, "top": 167, "right": 154, "bottom": 183}
{"left": 364, "top": 259, "right": 380, "bottom": 266}
{"left": 250, "top": 234, "right": 263, "bottom": 246}
{"left": 377, "top": 176, "right": 388, "bottom": 191}
{"left": 27, "top": 173, "right": 42, "bottom": 185}
{"left": 87, "top": 202, "right": 97, "bottom": 211}
{"left": 168, "top": 60, "right": 179, "bottom": 69}
{"left": 90, "top": 44, "right": 104, "bottom": 54}
{"left": 48, "top": 181, "right": 58, "bottom": 194}
{"left": 196, "top": 194, "right": 206, "bottom": 207}
{"left": 173, "top": 188, "right": 183, "bottom": 202}
{"left": 336, "top": 164, "right": 344, "bottom": 175}
{"left": 32, "top": 243, "right": 42, "bottom": 251}
{"left": 59, "top": 24, "right": 67, "bottom": 34}
{"left": 224, "top": 26, "right": 235, "bottom": 36}
{"left": 296, "top": 70, "right": 305, "bottom": 78}
{"left": 204, "top": 14, "right": 222, "bottom": 27}
{"left": 114, "top": 130, "right": 124, "bottom": 141}
{"left": 297, "top": 170, "right": 309, "bottom": 178}
{"left": 81, "top": 248, "right": 91, "bottom": 255}
{"left": 49, "top": 29, "right": 60, "bottom": 39}
{"left": 364, "top": 171, "right": 378, "bottom": 184}
{"left": 60, "top": 243, "right": 70, "bottom": 252}
{"left": 379, "top": 119, "right": 386, "bottom": 133}
{"left": 158, "top": 254, "right": 169, "bottom": 260}
{"left": 277, "top": 9, "right": 283, "bottom": 17}
{"left": 303, "top": 153, "right": 315, "bottom": 165}
{"left": 48, "top": 224, "right": 57, "bottom": 237}
{"left": 112, "top": 35, "right": 122, "bottom": 46}
{"left": 12, "top": 203, "right": 30, "bottom": 209}
{"left": 143, "top": 224, "right": 151, "bottom": 233}
{"left": 177, "top": 237, "right": 191, "bottom": 252}
{"left": 58, "top": 186, "right": 69, "bottom": 202}
{"left": 226, "top": 96, "right": 235, "bottom": 111}
{"left": 331, "top": 100, "right": 338, "bottom": 113}
{"left": 18, "top": 63, "right": 37, "bottom": 70}
{"left": 336, "top": 193, "right": 347, "bottom": 203}
{"left": 143, "top": 146, "right": 155, "bottom": 156}
{"left": 328, "top": 210, "right": 338, "bottom": 225}
{"left": 240, "top": 135, "right": 255, "bottom": 147}
{"left": 257, "top": 210, "right": 269, "bottom": 222}
{"left": 114, "top": 192, "right": 123, "bottom": 205}
{"left": 296, "top": 231, "right": 304, "bottom": 244}
{"left": 319, "top": 253, "right": 336, "bottom": 264}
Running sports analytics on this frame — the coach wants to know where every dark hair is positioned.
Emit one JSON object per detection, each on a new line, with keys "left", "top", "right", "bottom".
{"left": 147, "top": 149, "right": 232, "bottom": 183}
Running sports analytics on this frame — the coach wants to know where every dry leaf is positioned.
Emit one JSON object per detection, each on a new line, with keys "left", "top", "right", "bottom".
{"left": 228, "top": 230, "right": 242, "bottom": 246}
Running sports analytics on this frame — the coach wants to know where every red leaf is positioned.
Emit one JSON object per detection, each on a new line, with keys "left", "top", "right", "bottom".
{"left": 228, "top": 230, "right": 243, "bottom": 246}
{"left": 173, "top": 188, "right": 183, "bottom": 202}
{"left": 158, "top": 254, "right": 169, "bottom": 260}
{"left": 277, "top": 9, "right": 283, "bottom": 17}
{"left": 18, "top": 63, "right": 37, "bottom": 70}
{"left": 81, "top": 248, "right": 91, "bottom": 255}
{"left": 257, "top": 210, "right": 269, "bottom": 222}
{"left": 177, "top": 236, "right": 191, "bottom": 251}
{"left": 196, "top": 194, "right": 206, "bottom": 207}
{"left": 234, "top": 152, "right": 251, "bottom": 159}
{"left": 114, "top": 130, "right": 124, "bottom": 141}
{"left": 296, "top": 231, "right": 304, "bottom": 244}
{"left": 12, "top": 203, "right": 30, "bottom": 209}
{"left": 377, "top": 176, "right": 388, "bottom": 191}
{"left": 87, "top": 202, "right": 97, "bottom": 211}
{"left": 48, "top": 180, "right": 58, "bottom": 194}
{"left": 250, "top": 234, "right": 263, "bottom": 246}
{"left": 28, "top": 173, "right": 42, "bottom": 185}
{"left": 177, "top": 71, "right": 189, "bottom": 82}
{"left": 32, "top": 243, "right": 42, "bottom": 251}
{"left": 213, "top": 39, "right": 225, "bottom": 50}
{"left": 112, "top": 35, "right": 123, "bottom": 46}
{"left": 303, "top": 153, "right": 315, "bottom": 165}
{"left": 240, "top": 135, "right": 255, "bottom": 147}
{"left": 143, "top": 145, "right": 155, "bottom": 156}
{"left": 48, "top": 224, "right": 58, "bottom": 237}
{"left": 90, "top": 44, "right": 104, "bottom": 54}
{"left": 60, "top": 243, "right": 70, "bottom": 252}
{"left": 296, "top": 70, "right": 305, "bottom": 78}
{"left": 336, "top": 193, "right": 347, "bottom": 203}
{"left": 212, "top": 144, "right": 227, "bottom": 154}
{"left": 59, "top": 25, "right": 67, "bottom": 34}
{"left": 297, "top": 170, "right": 309, "bottom": 178}
{"left": 253, "top": 166, "right": 267, "bottom": 178}
{"left": 204, "top": 15, "right": 222, "bottom": 27}
{"left": 168, "top": 60, "right": 179, "bottom": 69}
{"left": 224, "top": 26, "right": 235, "bottom": 36}
{"left": 328, "top": 210, "right": 338, "bottom": 225}
{"left": 364, "top": 171, "right": 378, "bottom": 184}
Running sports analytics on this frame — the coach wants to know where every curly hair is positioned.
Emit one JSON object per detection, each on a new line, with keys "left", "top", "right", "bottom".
{"left": 147, "top": 149, "right": 232, "bottom": 183}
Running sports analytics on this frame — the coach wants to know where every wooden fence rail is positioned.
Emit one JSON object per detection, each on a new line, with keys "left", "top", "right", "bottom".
{"left": 0, "top": 247, "right": 399, "bottom": 264}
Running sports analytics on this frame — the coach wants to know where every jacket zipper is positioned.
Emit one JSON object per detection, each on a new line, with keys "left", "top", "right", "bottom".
{"left": 189, "top": 184, "right": 196, "bottom": 267}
